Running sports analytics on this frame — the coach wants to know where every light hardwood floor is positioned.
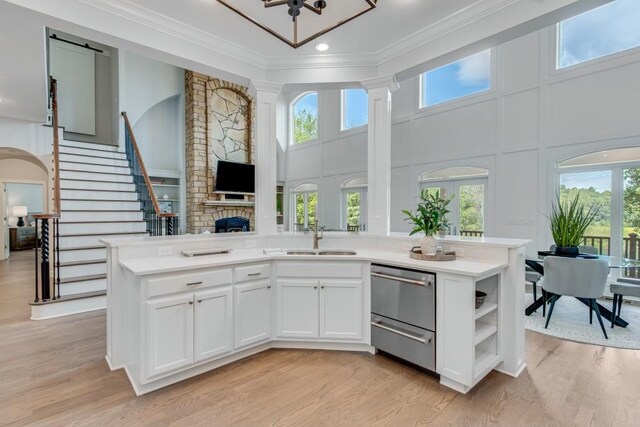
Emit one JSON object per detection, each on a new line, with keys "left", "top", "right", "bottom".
{"left": 2, "top": 251, "right": 640, "bottom": 426}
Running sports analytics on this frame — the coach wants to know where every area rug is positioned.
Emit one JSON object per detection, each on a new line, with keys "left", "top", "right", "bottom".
{"left": 524, "top": 296, "right": 640, "bottom": 350}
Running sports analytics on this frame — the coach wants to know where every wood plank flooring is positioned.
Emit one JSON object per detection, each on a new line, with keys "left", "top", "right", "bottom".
{"left": 2, "top": 251, "right": 640, "bottom": 426}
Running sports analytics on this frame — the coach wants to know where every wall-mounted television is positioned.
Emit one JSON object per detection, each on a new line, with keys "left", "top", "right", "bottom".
{"left": 215, "top": 160, "right": 255, "bottom": 194}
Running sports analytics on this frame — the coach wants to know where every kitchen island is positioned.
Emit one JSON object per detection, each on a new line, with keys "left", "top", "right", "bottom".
{"left": 102, "top": 233, "right": 529, "bottom": 395}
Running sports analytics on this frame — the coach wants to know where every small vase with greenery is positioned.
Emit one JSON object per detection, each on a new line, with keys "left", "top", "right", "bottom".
{"left": 402, "top": 189, "right": 453, "bottom": 255}
{"left": 550, "top": 192, "right": 600, "bottom": 256}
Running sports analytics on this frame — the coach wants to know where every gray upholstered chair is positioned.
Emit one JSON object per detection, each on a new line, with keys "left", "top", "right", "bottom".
{"left": 543, "top": 256, "right": 610, "bottom": 338}
{"left": 525, "top": 267, "right": 542, "bottom": 311}
{"left": 610, "top": 279, "right": 640, "bottom": 329}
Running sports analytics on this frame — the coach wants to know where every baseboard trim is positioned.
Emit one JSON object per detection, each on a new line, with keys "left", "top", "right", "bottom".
{"left": 30, "top": 296, "right": 106, "bottom": 320}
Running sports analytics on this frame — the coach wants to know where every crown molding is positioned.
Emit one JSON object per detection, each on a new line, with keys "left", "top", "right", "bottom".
{"left": 77, "top": 0, "right": 269, "bottom": 68}
{"left": 361, "top": 75, "right": 399, "bottom": 93}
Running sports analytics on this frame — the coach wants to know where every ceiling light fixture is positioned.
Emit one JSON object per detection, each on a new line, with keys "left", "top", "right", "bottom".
{"left": 315, "top": 43, "right": 329, "bottom": 51}
{"left": 217, "top": 0, "right": 378, "bottom": 49}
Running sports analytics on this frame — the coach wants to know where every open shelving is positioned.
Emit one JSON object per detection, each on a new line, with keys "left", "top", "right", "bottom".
{"left": 473, "top": 275, "right": 500, "bottom": 379}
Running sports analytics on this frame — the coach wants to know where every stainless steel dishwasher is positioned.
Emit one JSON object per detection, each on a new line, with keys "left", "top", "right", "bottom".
{"left": 371, "top": 264, "right": 436, "bottom": 371}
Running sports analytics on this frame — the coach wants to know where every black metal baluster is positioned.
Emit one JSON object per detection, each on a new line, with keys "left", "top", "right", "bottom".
{"left": 55, "top": 218, "right": 61, "bottom": 299}
{"left": 40, "top": 218, "right": 51, "bottom": 301}
{"left": 34, "top": 218, "right": 39, "bottom": 303}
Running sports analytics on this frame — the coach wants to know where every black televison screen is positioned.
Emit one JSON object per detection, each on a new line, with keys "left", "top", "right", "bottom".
{"left": 215, "top": 160, "right": 255, "bottom": 193}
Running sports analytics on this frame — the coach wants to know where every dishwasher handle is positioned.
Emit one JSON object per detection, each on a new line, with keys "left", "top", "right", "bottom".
{"left": 371, "top": 320, "right": 431, "bottom": 344}
{"left": 371, "top": 271, "right": 432, "bottom": 287}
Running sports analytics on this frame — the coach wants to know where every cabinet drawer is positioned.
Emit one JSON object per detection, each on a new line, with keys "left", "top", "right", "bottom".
{"left": 235, "top": 264, "right": 271, "bottom": 283}
{"left": 277, "top": 262, "right": 362, "bottom": 278}
{"left": 146, "top": 269, "right": 232, "bottom": 298}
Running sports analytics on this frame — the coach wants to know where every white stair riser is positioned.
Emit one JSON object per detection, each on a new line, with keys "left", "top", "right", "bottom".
{"left": 61, "top": 189, "right": 138, "bottom": 201}
{"left": 61, "top": 200, "right": 140, "bottom": 211}
{"left": 60, "top": 170, "right": 133, "bottom": 183}
{"left": 60, "top": 234, "right": 145, "bottom": 248}
{"left": 60, "top": 146, "right": 126, "bottom": 160}
{"left": 62, "top": 140, "right": 120, "bottom": 151}
{"left": 31, "top": 295, "right": 106, "bottom": 320}
{"left": 60, "top": 263, "right": 107, "bottom": 279}
{"left": 60, "top": 180, "right": 135, "bottom": 192}
{"left": 60, "top": 279, "right": 107, "bottom": 296}
{"left": 60, "top": 211, "right": 143, "bottom": 222}
{"left": 59, "top": 248, "right": 107, "bottom": 263}
{"left": 60, "top": 153, "right": 129, "bottom": 167}
{"left": 60, "top": 161, "right": 130, "bottom": 175}
{"left": 59, "top": 222, "right": 147, "bottom": 234}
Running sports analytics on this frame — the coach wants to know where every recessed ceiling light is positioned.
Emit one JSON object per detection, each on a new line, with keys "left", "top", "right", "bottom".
{"left": 315, "top": 43, "right": 329, "bottom": 52}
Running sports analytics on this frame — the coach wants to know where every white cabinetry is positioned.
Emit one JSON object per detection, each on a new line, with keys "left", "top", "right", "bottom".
{"left": 194, "top": 287, "right": 233, "bottom": 362}
{"left": 277, "top": 279, "right": 319, "bottom": 338}
{"left": 276, "top": 262, "right": 364, "bottom": 342}
{"left": 146, "top": 294, "right": 194, "bottom": 378}
{"left": 235, "top": 280, "right": 272, "bottom": 349}
{"left": 319, "top": 280, "right": 362, "bottom": 340}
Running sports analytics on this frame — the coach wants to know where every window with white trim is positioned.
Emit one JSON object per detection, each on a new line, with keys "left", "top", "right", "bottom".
{"left": 341, "top": 88, "right": 368, "bottom": 130}
{"left": 420, "top": 49, "right": 491, "bottom": 108}
{"left": 557, "top": 0, "right": 640, "bottom": 69}
{"left": 292, "top": 92, "right": 318, "bottom": 144}
{"left": 291, "top": 183, "right": 318, "bottom": 231}
{"left": 341, "top": 177, "right": 367, "bottom": 231}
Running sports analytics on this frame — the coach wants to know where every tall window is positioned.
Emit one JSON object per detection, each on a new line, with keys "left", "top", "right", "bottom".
{"left": 420, "top": 49, "right": 491, "bottom": 108}
{"left": 341, "top": 177, "right": 367, "bottom": 231}
{"left": 419, "top": 167, "right": 489, "bottom": 236}
{"left": 292, "top": 92, "right": 318, "bottom": 144}
{"left": 341, "top": 89, "right": 368, "bottom": 130}
{"left": 557, "top": 148, "right": 640, "bottom": 269}
{"left": 557, "top": 0, "right": 640, "bottom": 69}
{"left": 291, "top": 183, "right": 318, "bottom": 230}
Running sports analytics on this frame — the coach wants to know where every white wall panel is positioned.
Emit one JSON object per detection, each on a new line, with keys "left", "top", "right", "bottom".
{"left": 501, "top": 32, "right": 540, "bottom": 93}
{"left": 390, "top": 166, "right": 412, "bottom": 233}
{"left": 502, "top": 88, "right": 540, "bottom": 151}
{"left": 286, "top": 144, "right": 323, "bottom": 181}
{"left": 391, "top": 121, "right": 412, "bottom": 167}
{"left": 412, "top": 100, "right": 498, "bottom": 163}
{"left": 322, "top": 133, "right": 367, "bottom": 176}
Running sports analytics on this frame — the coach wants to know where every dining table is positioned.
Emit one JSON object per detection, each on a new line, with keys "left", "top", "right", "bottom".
{"left": 525, "top": 251, "right": 640, "bottom": 328}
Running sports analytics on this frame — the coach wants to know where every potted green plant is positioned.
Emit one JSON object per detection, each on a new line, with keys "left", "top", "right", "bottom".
{"left": 550, "top": 192, "right": 600, "bottom": 256}
{"left": 402, "top": 189, "right": 453, "bottom": 255}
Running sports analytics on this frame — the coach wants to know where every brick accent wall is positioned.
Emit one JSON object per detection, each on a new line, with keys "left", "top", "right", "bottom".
{"left": 185, "top": 71, "right": 255, "bottom": 234}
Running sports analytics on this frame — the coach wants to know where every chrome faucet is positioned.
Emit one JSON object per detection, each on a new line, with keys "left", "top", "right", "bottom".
{"left": 312, "top": 221, "right": 323, "bottom": 250}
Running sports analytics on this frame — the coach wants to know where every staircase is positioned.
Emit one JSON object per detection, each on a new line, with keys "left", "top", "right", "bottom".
{"left": 57, "top": 139, "right": 147, "bottom": 296}
{"left": 30, "top": 79, "right": 179, "bottom": 320}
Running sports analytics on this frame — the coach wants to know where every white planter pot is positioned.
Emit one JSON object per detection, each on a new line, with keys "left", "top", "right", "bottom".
{"left": 420, "top": 235, "right": 438, "bottom": 255}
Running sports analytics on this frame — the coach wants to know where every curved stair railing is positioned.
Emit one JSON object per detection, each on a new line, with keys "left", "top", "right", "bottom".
{"left": 121, "top": 112, "right": 179, "bottom": 237}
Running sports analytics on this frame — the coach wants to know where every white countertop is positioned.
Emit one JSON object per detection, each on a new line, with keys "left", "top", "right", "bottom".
{"left": 119, "top": 248, "right": 508, "bottom": 278}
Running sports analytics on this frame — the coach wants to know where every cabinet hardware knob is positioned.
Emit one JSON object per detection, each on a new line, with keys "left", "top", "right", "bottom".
{"left": 188, "top": 301, "right": 194, "bottom": 305}
{"left": 248, "top": 273, "right": 262, "bottom": 277}
{"left": 314, "top": 285, "right": 318, "bottom": 289}
{"left": 187, "top": 281, "right": 203, "bottom": 286}
{"left": 267, "top": 285, "right": 272, "bottom": 289}
{"left": 197, "top": 299, "right": 203, "bottom": 303}
{"left": 321, "top": 285, "right": 325, "bottom": 289}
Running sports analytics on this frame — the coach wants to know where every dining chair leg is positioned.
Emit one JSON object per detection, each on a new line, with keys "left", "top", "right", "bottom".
{"left": 533, "top": 280, "right": 537, "bottom": 305}
{"left": 591, "top": 299, "right": 608, "bottom": 339}
{"left": 589, "top": 302, "right": 593, "bottom": 324}
{"left": 545, "top": 294, "right": 558, "bottom": 329}
{"left": 542, "top": 289, "right": 547, "bottom": 317}
{"left": 611, "top": 294, "right": 619, "bottom": 329}
{"left": 618, "top": 295, "right": 623, "bottom": 319}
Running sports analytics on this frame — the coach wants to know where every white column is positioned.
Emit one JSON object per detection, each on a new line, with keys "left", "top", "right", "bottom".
{"left": 250, "top": 81, "right": 283, "bottom": 236}
{"left": 362, "top": 76, "right": 399, "bottom": 236}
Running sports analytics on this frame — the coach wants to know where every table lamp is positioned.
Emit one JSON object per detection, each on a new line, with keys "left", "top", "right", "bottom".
{"left": 13, "top": 206, "right": 28, "bottom": 227}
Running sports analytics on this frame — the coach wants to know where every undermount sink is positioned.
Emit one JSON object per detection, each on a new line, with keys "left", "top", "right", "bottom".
{"left": 285, "top": 249, "right": 357, "bottom": 256}
{"left": 318, "top": 250, "right": 357, "bottom": 256}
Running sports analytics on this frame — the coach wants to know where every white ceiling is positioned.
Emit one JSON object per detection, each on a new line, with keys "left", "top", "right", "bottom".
{"left": 127, "top": 0, "right": 478, "bottom": 57}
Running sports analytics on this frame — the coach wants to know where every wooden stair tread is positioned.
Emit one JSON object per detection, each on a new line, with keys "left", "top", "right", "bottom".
{"left": 60, "top": 259, "right": 106, "bottom": 267}
{"left": 30, "top": 290, "right": 106, "bottom": 305}
{"left": 59, "top": 274, "right": 107, "bottom": 284}
{"left": 59, "top": 151, "right": 128, "bottom": 161}
{"left": 59, "top": 160, "right": 130, "bottom": 169}
{"left": 60, "top": 178, "right": 135, "bottom": 185}
{"left": 59, "top": 169, "right": 131, "bottom": 177}
{"left": 59, "top": 220, "right": 145, "bottom": 224}
{"left": 60, "top": 188, "right": 137, "bottom": 193}
{"left": 59, "top": 144, "right": 124, "bottom": 154}
{"left": 59, "top": 245, "right": 106, "bottom": 252}
{"left": 60, "top": 199, "right": 140, "bottom": 202}
{"left": 59, "top": 231, "right": 147, "bottom": 237}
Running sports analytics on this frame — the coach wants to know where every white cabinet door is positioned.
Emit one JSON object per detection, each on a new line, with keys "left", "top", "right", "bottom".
{"left": 277, "top": 279, "right": 319, "bottom": 338}
{"left": 194, "top": 287, "right": 233, "bottom": 363}
{"left": 146, "top": 293, "right": 194, "bottom": 378}
{"left": 235, "top": 280, "right": 271, "bottom": 349}
{"left": 320, "top": 280, "right": 363, "bottom": 340}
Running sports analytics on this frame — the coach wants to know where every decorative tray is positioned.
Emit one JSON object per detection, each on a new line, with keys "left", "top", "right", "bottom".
{"left": 409, "top": 246, "right": 456, "bottom": 262}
